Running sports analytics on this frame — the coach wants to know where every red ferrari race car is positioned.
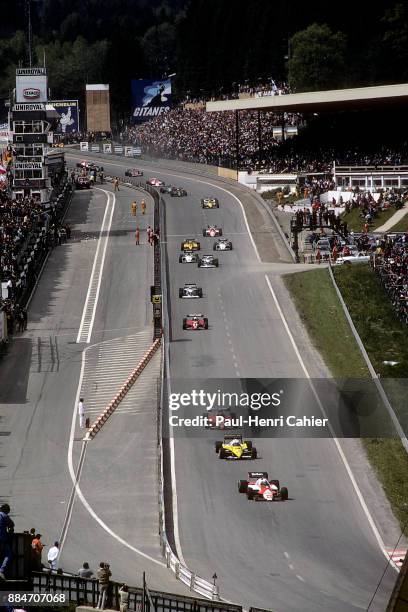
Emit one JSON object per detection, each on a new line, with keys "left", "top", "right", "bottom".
{"left": 75, "top": 176, "right": 92, "bottom": 189}
{"left": 238, "top": 472, "right": 288, "bottom": 501}
{"left": 125, "top": 168, "right": 143, "bottom": 177}
{"left": 146, "top": 177, "right": 164, "bottom": 187}
{"left": 205, "top": 408, "right": 237, "bottom": 429}
{"left": 76, "top": 160, "right": 104, "bottom": 172}
{"left": 203, "top": 225, "right": 222, "bottom": 237}
{"left": 182, "top": 314, "right": 208, "bottom": 330}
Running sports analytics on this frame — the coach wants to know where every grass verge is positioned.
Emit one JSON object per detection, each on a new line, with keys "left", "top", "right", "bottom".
{"left": 387, "top": 212, "right": 408, "bottom": 233}
{"left": 284, "top": 266, "right": 408, "bottom": 530}
{"left": 341, "top": 207, "right": 396, "bottom": 232}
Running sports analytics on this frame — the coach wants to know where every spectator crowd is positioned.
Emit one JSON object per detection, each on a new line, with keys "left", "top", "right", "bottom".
{"left": 0, "top": 184, "right": 71, "bottom": 343}
{"left": 373, "top": 233, "right": 408, "bottom": 324}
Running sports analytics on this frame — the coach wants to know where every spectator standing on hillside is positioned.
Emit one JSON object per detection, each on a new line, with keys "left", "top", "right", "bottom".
{"left": 78, "top": 562, "right": 93, "bottom": 578}
{"left": 119, "top": 584, "right": 129, "bottom": 612}
{"left": 31, "top": 533, "right": 44, "bottom": 569}
{"left": 0, "top": 503, "right": 14, "bottom": 580}
{"left": 97, "top": 562, "right": 111, "bottom": 610}
{"left": 135, "top": 227, "right": 140, "bottom": 245}
{"left": 47, "top": 541, "right": 59, "bottom": 570}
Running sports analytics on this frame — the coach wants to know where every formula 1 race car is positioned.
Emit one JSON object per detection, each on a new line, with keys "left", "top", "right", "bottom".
{"left": 182, "top": 314, "right": 208, "bottom": 330}
{"left": 238, "top": 472, "right": 288, "bottom": 501}
{"left": 75, "top": 176, "right": 92, "bottom": 189}
{"left": 160, "top": 184, "right": 174, "bottom": 194}
{"left": 125, "top": 168, "right": 143, "bottom": 177}
{"left": 203, "top": 225, "right": 222, "bottom": 237}
{"left": 146, "top": 177, "right": 165, "bottom": 186}
{"left": 201, "top": 197, "right": 219, "bottom": 209}
{"left": 198, "top": 254, "right": 219, "bottom": 268}
{"left": 179, "top": 283, "right": 203, "bottom": 298}
{"left": 171, "top": 187, "right": 187, "bottom": 197}
{"left": 205, "top": 408, "right": 237, "bottom": 429}
{"left": 181, "top": 238, "right": 200, "bottom": 251}
{"left": 215, "top": 434, "right": 257, "bottom": 459}
{"left": 213, "top": 238, "right": 232, "bottom": 251}
{"left": 76, "top": 160, "right": 104, "bottom": 172}
{"left": 179, "top": 252, "right": 199, "bottom": 264}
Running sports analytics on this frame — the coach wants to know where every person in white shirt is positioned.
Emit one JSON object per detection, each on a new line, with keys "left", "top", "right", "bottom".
{"left": 47, "top": 541, "right": 59, "bottom": 570}
{"left": 78, "top": 398, "right": 85, "bottom": 429}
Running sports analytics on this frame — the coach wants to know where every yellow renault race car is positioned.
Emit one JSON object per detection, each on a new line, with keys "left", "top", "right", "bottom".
{"left": 181, "top": 238, "right": 200, "bottom": 251}
{"left": 201, "top": 197, "right": 219, "bottom": 209}
{"left": 215, "top": 433, "right": 257, "bottom": 460}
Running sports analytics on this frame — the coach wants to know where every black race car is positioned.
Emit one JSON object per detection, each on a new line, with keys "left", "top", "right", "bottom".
{"left": 160, "top": 185, "right": 173, "bottom": 194}
{"left": 76, "top": 160, "right": 104, "bottom": 172}
{"left": 179, "top": 283, "right": 203, "bottom": 298}
{"left": 171, "top": 187, "right": 187, "bottom": 197}
{"left": 125, "top": 168, "right": 143, "bottom": 177}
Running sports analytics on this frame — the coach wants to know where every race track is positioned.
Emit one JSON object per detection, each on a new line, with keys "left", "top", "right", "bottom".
{"left": 65, "top": 153, "right": 397, "bottom": 610}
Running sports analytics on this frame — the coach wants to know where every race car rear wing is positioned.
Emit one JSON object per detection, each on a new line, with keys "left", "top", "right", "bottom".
{"left": 248, "top": 471, "right": 268, "bottom": 478}
{"left": 224, "top": 433, "right": 243, "bottom": 441}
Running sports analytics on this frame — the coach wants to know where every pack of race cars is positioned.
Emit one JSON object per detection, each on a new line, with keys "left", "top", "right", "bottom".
{"left": 174, "top": 190, "right": 289, "bottom": 503}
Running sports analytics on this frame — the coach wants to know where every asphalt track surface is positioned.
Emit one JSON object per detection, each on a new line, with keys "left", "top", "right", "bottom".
{"left": 1, "top": 150, "right": 397, "bottom": 610}
{"left": 70, "top": 153, "right": 398, "bottom": 611}
{"left": 0, "top": 177, "right": 190, "bottom": 594}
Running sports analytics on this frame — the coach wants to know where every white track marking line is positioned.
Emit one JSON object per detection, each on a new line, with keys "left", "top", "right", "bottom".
{"left": 296, "top": 575, "right": 306, "bottom": 582}
{"left": 284, "top": 551, "right": 290, "bottom": 559}
{"left": 264, "top": 273, "right": 394, "bottom": 569}
{"left": 76, "top": 189, "right": 115, "bottom": 343}
{"left": 63, "top": 345, "right": 166, "bottom": 567}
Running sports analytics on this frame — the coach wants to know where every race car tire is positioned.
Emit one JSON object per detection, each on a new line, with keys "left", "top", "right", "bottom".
{"left": 202, "top": 230, "right": 206, "bottom": 237}
{"left": 198, "top": 261, "right": 202, "bottom": 267}
{"left": 213, "top": 245, "right": 217, "bottom": 251}
{"left": 179, "top": 289, "right": 183, "bottom": 298}
{"left": 280, "top": 487, "right": 288, "bottom": 501}
{"left": 197, "top": 242, "right": 201, "bottom": 250}
{"left": 246, "top": 491, "right": 254, "bottom": 500}
{"left": 180, "top": 243, "right": 184, "bottom": 251}
{"left": 215, "top": 441, "right": 222, "bottom": 453}
{"left": 219, "top": 447, "right": 226, "bottom": 459}
{"left": 179, "top": 256, "right": 183, "bottom": 263}
{"left": 244, "top": 441, "right": 253, "bottom": 450}
{"left": 251, "top": 448, "right": 257, "bottom": 459}
{"left": 198, "top": 288, "right": 203, "bottom": 298}
{"left": 219, "top": 229, "right": 223, "bottom": 236}
{"left": 270, "top": 479, "right": 280, "bottom": 490}
{"left": 215, "top": 260, "right": 219, "bottom": 267}
{"left": 238, "top": 480, "right": 248, "bottom": 493}
{"left": 182, "top": 319, "right": 187, "bottom": 330}
{"left": 204, "top": 318, "right": 209, "bottom": 329}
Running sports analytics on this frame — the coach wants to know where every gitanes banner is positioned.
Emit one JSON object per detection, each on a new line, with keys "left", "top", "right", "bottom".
{"left": 131, "top": 78, "right": 172, "bottom": 123}
{"left": 49, "top": 100, "right": 79, "bottom": 134}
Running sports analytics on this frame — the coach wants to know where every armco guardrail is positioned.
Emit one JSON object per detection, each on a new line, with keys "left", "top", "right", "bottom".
{"left": 87, "top": 337, "right": 161, "bottom": 439}
{"left": 32, "top": 571, "right": 243, "bottom": 612}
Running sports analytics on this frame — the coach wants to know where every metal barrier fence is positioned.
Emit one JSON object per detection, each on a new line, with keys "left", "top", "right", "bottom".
{"left": 32, "top": 572, "right": 242, "bottom": 612}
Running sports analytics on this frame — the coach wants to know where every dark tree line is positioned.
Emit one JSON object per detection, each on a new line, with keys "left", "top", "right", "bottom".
{"left": 0, "top": 0, "right": 407, "bottom": 120}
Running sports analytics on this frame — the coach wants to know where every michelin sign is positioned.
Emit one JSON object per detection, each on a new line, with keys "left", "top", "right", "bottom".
{"left": 49, "top": 100, "right": 80, "bottom": 134}
{"left": 131, "top": 78, "right": 172, "bottom": 123}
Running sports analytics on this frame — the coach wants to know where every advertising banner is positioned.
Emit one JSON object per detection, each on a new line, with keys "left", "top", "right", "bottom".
{"left": 125, "top": 146, "right": 133, "bottom": 157}
{"left": 131, "top": 78, "right": 172, "bottom": 123}
{"left": 16, "top": 68, "right": 48, "bottom": 103}
{"left": 80, "top": 142, "right": 89, "bottom": 151}
{"left": 49, "top": 100, "right": 79, "bottom": 134}
{"left": 103, "top": 143, "right": 112, "bottom": 154}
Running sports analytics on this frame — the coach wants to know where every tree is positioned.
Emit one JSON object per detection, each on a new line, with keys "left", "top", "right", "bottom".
{"left": 288, "top": 23, "right": 347, "bottom": 92}
{"left": 379, "top": 3, "right": 408, "bottom": 82}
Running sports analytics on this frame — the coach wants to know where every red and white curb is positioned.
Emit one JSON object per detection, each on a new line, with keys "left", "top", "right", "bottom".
{"left": 387, "top": 549, "right": 407, "bottom": 569}
{"left": 84, "top": 335, "right": 162, "bottom": 440}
